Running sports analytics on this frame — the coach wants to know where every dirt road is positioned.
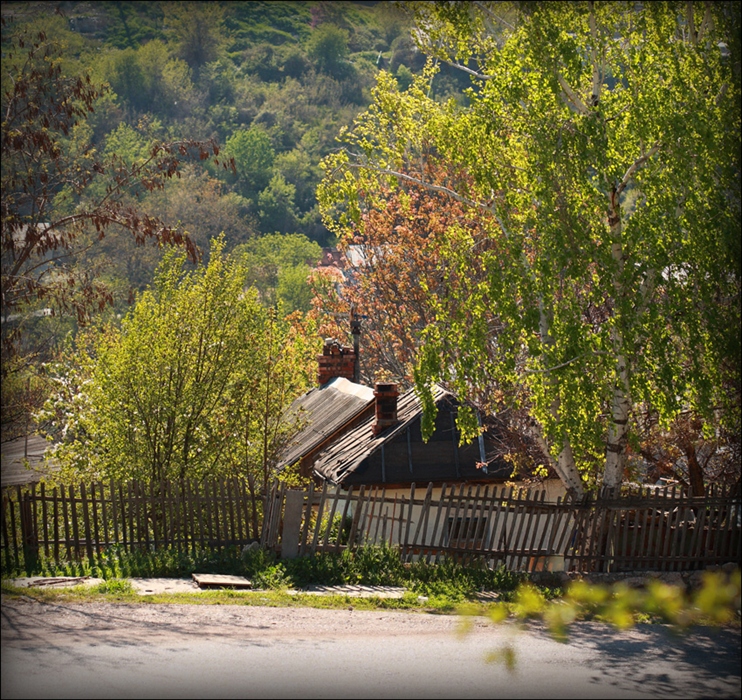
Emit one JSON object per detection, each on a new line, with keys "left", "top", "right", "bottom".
{"left": 2, "top": 597, "right": 740, "bottom": 699}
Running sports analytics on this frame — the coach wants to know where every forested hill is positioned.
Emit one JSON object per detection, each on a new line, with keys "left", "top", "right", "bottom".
{"left": 1, "top": 1, "right": 466, "bottom": 301}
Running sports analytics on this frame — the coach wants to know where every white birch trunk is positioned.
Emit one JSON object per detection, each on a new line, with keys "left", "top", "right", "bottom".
{"left": 532, "top": 425, "right": 585, "bottom": 496}
{"left": 535, "top": 299, "right": 585, "bottom": 497}
{"left": 604, "top": 341, "right": 632, "bottom": 488}
{"left": 604, "top": 190, "right": 632, "bottom": 489}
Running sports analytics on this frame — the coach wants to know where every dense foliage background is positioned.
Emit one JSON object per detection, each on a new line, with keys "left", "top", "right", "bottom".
{"left": 2, "top": 1, "right": 739, "bottom": 498}
{"left": 1, "top": 1, "right": 450, "bottom": 448}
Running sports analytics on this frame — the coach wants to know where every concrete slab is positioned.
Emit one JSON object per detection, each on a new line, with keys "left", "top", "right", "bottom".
{"left": 5, "top": 577, "right": 407, "bottom": 598}
{"left": 131, "top": 578, "right": 202, "bottom": 595}
{"left": 9, "top": 576, "right": 104, "bottom": 589}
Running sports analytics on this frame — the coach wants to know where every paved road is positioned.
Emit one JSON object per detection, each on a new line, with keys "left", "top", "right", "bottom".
{"left": 2, "top": 599, "right": 740, "bottom": 699}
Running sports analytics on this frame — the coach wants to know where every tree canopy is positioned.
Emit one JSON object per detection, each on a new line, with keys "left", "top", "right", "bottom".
{"left": 40, "top": 238, "right": 318, "bottom": 500}
{"left": 318, "top": 1, "right": 741, "bottom": 495}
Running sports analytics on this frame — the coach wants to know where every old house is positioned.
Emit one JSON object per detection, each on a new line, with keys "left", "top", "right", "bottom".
{"left": 275, "top": 339, "right": 566, "bottom": 562}
{"left": 278, "top": 335, "right": 517, "bottom": 488}
{"left": 311, "top": 382, "right": 512, "bottom": 488}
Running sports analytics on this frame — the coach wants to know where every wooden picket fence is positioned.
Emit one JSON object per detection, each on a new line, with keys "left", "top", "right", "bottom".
{"left": 262, "top": 481, "right": 741, "bottom": 572}
{"left": 1, "top": 478, "right": 261, "bottom": 572}
{"left": 2, "top": 478, "right": 740, "bottom": 573}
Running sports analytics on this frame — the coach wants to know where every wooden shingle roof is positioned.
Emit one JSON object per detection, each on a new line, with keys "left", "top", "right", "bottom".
{"left": 277, "top": 377, "right": 374, "bottom": 470}
{"left": 312, "top": 384, "right": 452, "bottom": 484}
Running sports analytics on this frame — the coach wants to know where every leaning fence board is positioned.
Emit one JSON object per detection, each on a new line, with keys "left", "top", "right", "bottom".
{"left": 519, "top": 490, "right": 541, "bottom": 571}
{"left": 310, "top": 481, "right": 329, "bottom": 552}
{"left": 402, "top": 484, "right": 417, "bottom": 558}
{"left": 336, "top": 485, "right": 354, "bottom": 554}
{"left": 321, "top": 486, "right": 342, "bottom": 551}
{"left": 434, "top": 486, "right": 458, "bottom": 564}
{"left": 508, "top": 489, "right": 529, "bottom": 570}
{"left": 346, "top": 485, "right": 364, "bottom": 549}
{"left": 407, "top": 484, "right": 433, "bottom": 561}
{"left": 299, "top": 481, "right": 315, "bottom": 556}
{"left": 372, "top": 489, "right": 387, "bottom": 544}
{"left": 363, "top": 487, "right": 378, "bottom": 544}
{"left": 426, "top": 484, "right": 448, "bottom": 564}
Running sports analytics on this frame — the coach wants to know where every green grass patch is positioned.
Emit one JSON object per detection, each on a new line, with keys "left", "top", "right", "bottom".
{"left": 1, "top": 543, "right": 531, "bottom": 613}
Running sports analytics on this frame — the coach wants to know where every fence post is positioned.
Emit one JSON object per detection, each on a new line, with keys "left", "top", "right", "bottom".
{"left": 20, "top": 491, "right": 38, "bottom": 573}
{"left": 281, "top": 490, "right": 305, "bottom": 559}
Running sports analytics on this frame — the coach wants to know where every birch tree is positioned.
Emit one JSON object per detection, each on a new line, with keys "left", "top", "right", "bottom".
{"left": 318, "top": 1, "right": 740, "bottom": 495}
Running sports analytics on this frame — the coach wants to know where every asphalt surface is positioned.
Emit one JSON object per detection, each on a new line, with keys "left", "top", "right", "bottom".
{"left": 2, "top": 596, "right": 740, "bottom": 699}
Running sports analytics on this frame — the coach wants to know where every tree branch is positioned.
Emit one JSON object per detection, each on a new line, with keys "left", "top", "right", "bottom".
{"left": 473, "top": 1, "right": 516, "bottom": 31}
{"left": 588, "top": 1, "right": 602, "bottom": 104}
{"left": 686, "top": 1, "right": 698, "bottom": 46}
{"left": 557, "top": 73, "right": 589, "bottom": 115}
{"left": 615, "top": 142, "right": 662, "bottom": 197}
{"left": 436, "top": 57, "right": 492, "bottom": 80}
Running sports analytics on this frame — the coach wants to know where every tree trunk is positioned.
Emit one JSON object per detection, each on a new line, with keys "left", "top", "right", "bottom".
{"left": 532, "top": 424, "right": 585, "bottom": 497}
{"left": 603, "top": 189, "right": 631, "bottom": 490}
{"left": 683, "top": 439, "right": 706, "bottom": 497}
{"left": 604, "top": 344, "right": 632, "bottom": 488}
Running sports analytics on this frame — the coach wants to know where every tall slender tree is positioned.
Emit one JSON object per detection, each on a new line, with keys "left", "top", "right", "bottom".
{"left": 318, "top": 2, "right": 741, "bottom": 495}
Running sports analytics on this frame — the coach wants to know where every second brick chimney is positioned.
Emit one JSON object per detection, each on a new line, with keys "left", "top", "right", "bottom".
{"left": 317, "top": 338, "right": 357, "bottom": 386}
{"left": 372, "top": 382, "right": 399, "bottom": 435}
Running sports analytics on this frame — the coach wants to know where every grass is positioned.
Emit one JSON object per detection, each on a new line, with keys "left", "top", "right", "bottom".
{"left": 1, "top": 543, "right": 529, "bottom": 613}
{"left": 0, "top": 578, "right": 481, "bottom": 613}
{"left": 6, "top": 544, "right": 737, "bottom": 628}
{"left": 2, "top": 562, "right": 739, "bottom": 631}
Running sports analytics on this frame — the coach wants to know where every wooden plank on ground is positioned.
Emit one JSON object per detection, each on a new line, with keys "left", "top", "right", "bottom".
{"left": 192, "top": 573, "right": 252, "bottom": 589}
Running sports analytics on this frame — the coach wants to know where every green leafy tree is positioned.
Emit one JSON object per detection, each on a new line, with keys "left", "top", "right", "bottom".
{"left": 164, "top": 2, "right": 223, "bottom": 74}
{"left": 318, "top": 2, "right": 741, "bottom": 495}
{"left": 223, "top": 126, "right": 276, "bottom": 199}
{"left": 306, "top": 23, "right": 352, "bottom": 79}
{"left": 39, "top": 239, "right": 316, "bottom": 518}
{"left": 1, "top": 23, "right": 226, "bottom": 441}
{"left": 258, "top": 173, "right": 299, "bottom": 234}
{"left": 234, "top": 232, "right": 322, "bottom": 314}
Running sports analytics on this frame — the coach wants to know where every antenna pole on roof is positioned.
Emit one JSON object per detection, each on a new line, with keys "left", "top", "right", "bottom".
{"left": 350, "top": 306, "right": 361, "bottom": 384}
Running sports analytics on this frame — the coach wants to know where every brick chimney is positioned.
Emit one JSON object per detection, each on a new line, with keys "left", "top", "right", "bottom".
{"left": 372, "top": 382, "right": 399, "bottom": 435}
{"left": 317, "top": 338, "right": 357, "bottom": 386}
